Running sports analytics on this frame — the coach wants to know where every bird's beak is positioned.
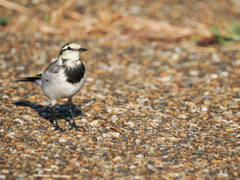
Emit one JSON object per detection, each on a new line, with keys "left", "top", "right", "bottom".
{"left": 77, "top": 48, "right": 87, "bottom": 52}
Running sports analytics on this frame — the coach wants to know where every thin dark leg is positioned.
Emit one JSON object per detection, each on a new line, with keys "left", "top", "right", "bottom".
{"left": 52, "top": 106, "right": 65, "bottom": 132}
{"left": 68, "top": 101, "right": 82, "bottom": 131}
{"left": 47, "top": 107, "right": 54, "bottom": 124}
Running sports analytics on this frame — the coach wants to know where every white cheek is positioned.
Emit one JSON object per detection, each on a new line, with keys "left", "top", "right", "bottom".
{"left": 62, "top": 51, "right": 80, "bottom": 60}
{"left": 73, "top": 52, "right": 81, "bottom": 59}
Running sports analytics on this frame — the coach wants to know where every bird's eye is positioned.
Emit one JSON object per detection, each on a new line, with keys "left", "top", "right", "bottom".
{"left": 67, "top": 47, "right": 71, "bottom": 50}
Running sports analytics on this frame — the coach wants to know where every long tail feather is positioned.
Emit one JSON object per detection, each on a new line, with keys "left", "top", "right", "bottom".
{"left": 15, "top": 74, "right": 42, "bottom": 82}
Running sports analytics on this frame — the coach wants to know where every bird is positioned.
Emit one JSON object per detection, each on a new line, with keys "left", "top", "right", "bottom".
{"left": 16, "top": 42, "right": 87, "bottom": 132}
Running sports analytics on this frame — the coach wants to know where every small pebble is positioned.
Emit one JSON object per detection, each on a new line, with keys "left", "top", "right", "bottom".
{"left": 2, "top": 95, "right": 9, "bottom": 99}
{"left": 128, "top": 121, "right": 135, "bottom": 128}
{"left": 142, "top": 144, "right": 150, "bottom": 149}
{"left": 210, "top": 74, "right": 218, "bottom": 79}
{"left": 111, "top": 115, "right": 118, "bottom": 122}
{"left": 189, "top": 70, "right": 199, "bottom": 76}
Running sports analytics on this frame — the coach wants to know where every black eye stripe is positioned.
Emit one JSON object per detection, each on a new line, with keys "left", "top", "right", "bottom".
{"left": 67, "top": 47, "right": 74, "bottom": 50}
{"left": 59, "top": 46, "right": 76, "bottom": 56}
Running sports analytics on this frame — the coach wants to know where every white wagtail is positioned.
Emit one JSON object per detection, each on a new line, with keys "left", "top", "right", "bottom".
{"left": 16, "top": 42, "right": 87, "bottom": 132}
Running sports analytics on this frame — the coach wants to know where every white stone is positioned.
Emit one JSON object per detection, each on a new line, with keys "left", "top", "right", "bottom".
{"left": 90, "top": 120, "right": 99, "bottom": 126}
{"left": 0, "top": 175, "right": 6, "bottom": 179}
{"left": 189, "top": 70, "right": 199, "bottom": 76}
{"left": 135, "top": 139, "right": 141, "bottom": 145}
{"left": 59, "top": 138, "right": 67, "bottom": 143}
{"left": 2, "top": 95, "right": 9, "bottom": 98}
{"left": 81, "top": 119, "right": 88, "bottom": 124}
{"left": 210, "top": 74, "right": 218, "bottom": 79}
{"left": 102, "top": 133, "right": 112, "bottom": 138}
{"left": 86, "top": 77, "right": 94, "bottom": 82}
{"left": 111, "top": 115, "right": 118, "bottom": 122}
{"left": 128, "top": 121, "right": 135, "bottom": 128}
{"left": 147, "top": 164, "right": 155, "bottom": 169}
{"left": 212, "top": 53, "right": 220, "bottom": 62}
{"left": 109, "top": 132, "right": 120, "bottom": 138}
{"left": 136, "top": 154, "right": 144, "bottom": 158}
{"left": 220, "top": 71, "right": 228, "bottom": 77}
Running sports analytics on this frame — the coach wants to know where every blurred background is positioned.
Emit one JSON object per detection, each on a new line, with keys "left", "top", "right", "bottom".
{"left": 0, "top": 0, "right": 240, "bottom": 84}
{"left": 1, "top": 0, "right": 240, "bottom": 46}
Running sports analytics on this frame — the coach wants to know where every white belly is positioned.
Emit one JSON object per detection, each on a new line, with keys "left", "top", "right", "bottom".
{"left": 41, "top": 70, "right": 87, "bottom": 100}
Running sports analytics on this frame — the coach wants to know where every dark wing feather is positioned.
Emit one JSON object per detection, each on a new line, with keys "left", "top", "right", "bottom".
{"left": 15, "top": 76, "right": 41, "bottom": 82}
{"left": 15, "top": 60, "right": 63, "bottom": 82}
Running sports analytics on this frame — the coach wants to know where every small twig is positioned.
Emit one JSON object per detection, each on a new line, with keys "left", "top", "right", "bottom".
{"left": 50, "top": 0, "right": 76, "bottom": 24}
{"left": 7, "top": 15, "right": 28, "bottom": 31}
{"left": 221, "top": 46, "right": 240, "bottom": 52}
{"left": 39, "top": 26, "right": 64, "bottom": 34}
{"left": 57, "top": 0, "right": 76, "bottom": 16}
{"left": 33, "top": 174, "right": 71, "bottom": 178}
{"left": 0, "top": 0, "right": 29, "bottom": 13}
{"left": 101, "top": 122, "right": 122, "bottom": 134}
{"left": 66, "top": 11, "right": 84, "bottom": 20}
{"left": 189, "top": 47, "right": 217, "bottom": 53}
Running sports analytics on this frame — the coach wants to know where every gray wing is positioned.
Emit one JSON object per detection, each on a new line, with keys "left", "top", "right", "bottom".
{"left": 41, "top": 60, "right": 64, "bottom": 81}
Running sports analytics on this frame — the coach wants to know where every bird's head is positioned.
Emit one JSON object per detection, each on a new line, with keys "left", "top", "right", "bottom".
{"left": 59, "top": 42, "right": 87, "bottom": 67}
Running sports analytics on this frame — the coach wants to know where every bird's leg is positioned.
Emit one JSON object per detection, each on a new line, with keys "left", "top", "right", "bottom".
{"left": 47, "top": 107, "right": 54, "bottom": 124}
{"left": 68, "top": 100, "right": 82, "bottom": 131}
{"left": 52, "top": 106, "right": 65, "bottom": 132}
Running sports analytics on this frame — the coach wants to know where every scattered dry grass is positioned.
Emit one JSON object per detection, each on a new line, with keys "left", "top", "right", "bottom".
{"left": 2, "top": 0, "right": 212, "bottom": 42}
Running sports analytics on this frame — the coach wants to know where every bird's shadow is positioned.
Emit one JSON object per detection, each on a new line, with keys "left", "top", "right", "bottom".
{"left": 13, "top": 101, "right": 84, "bottom": 124}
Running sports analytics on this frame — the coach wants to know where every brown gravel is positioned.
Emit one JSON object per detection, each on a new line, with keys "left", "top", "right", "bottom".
{"left": 1, "top": 0, "right": 240, "bottom": 179}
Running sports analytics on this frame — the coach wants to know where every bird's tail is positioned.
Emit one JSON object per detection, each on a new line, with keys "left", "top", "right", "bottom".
{"left": 15, "top": 74, "right": 42, "bottom": 82}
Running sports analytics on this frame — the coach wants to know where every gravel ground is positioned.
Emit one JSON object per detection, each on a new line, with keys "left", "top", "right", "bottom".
{"left": 1, "top": 0, "right": 240, "bottom": 179}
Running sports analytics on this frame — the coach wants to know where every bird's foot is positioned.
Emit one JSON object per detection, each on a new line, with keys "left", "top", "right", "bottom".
{"left": 54, "top": 125, "right": 66, "bottom": 132}
{"left": 50, "top": 119, "right": 54, "bottom": 124}
{"left": 69, "top": 122, "right": 84, "bottom": 131}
